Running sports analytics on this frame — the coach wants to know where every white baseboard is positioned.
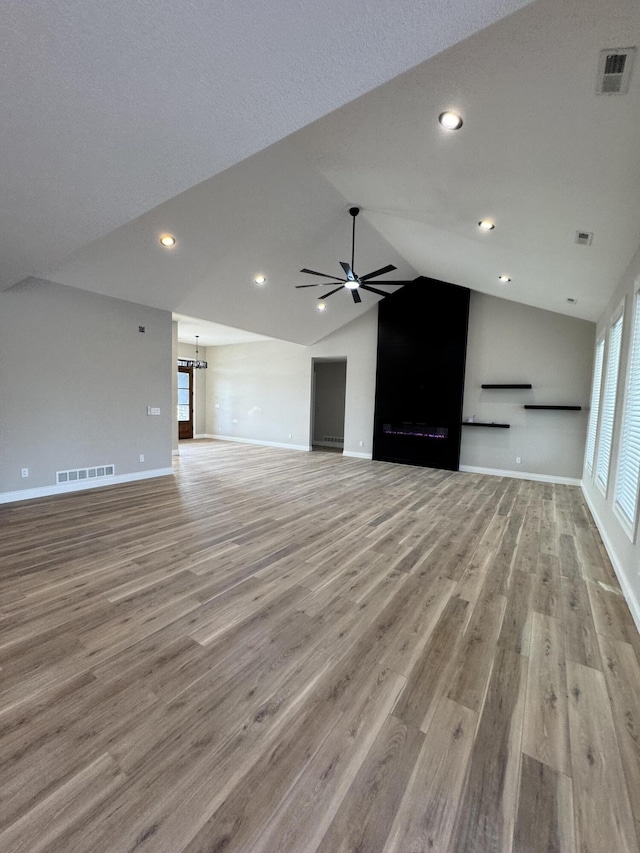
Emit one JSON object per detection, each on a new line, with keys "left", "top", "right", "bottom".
{"left": 343, "top": 450, "right": 373, "bottom": 460}
{"left": 204, "top": 434, "right": 312, "bottom": 452}
{"left": 172, "top": 449, "right": 180, "bottom": 456}
{"left": 459, "top": 464, "right": 581, "bottom": 487}
{"left": 581, "top": 485, "right": 640, "bottom": 634}
{"left": 0, "top": 467, "right": 174, "bottom": 505}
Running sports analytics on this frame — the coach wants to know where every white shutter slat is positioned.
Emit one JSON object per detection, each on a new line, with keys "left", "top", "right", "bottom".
{"left": 614, "top": 293, "right": 640, "bottom": 532}
{"left": 586, "top": 338, "right": 604, "bottom": 471}
{"left": 596, "top": 313, "right": 623, "bottom": 493}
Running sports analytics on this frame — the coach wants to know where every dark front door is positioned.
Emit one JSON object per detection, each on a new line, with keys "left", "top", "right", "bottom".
{"left": 177, "top": 366, "right": 194, "bottom": 440}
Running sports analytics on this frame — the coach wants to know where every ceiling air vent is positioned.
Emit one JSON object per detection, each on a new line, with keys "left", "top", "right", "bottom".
{"left": 575, "top": 230, "right": 593, "bottom": 246}
{"left": 597, "top": 48, "right": 636, "bottom": 95}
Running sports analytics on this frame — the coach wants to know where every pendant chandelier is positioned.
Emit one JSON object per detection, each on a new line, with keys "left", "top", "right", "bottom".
{"left": 177, "top": 335, "right": 208, "bottom": 369}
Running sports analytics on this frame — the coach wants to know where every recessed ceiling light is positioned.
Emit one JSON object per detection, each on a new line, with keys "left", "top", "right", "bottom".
{"left": 439, "top": 111, "right": 463, "bottom": 130}
{"left": 254, "top": 275, "right": 267, "bottom": 285}
{"left": 317, "top": 302, "right": 327, "bottom": 312}
{"left": 159, "top": 234, "right": 176, "bottom": 247}
{"left": 498, "top": 275, "right": 511, "bottom": 283}
{"left": 478, "top": 220, "right": 495, "bottom": 231}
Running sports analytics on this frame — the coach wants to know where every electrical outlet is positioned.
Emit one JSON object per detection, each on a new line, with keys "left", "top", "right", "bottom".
{"left": 21, "top": 467, "right": 29, "bottom": 478}
{"left": 515, "top": 456, "right": 521, "bottom": 464}
{"left": 288, "top": 433, "right": 292, "bottom": 439}
{"left": 359, "top": 441, "right": 364, "bottom": 447}
{"left": 139, "top": 454, "right": 145, "bottom": 462}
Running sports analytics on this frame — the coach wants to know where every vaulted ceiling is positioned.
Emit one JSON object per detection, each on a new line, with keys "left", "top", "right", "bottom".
{"left": 3, "top": 0, "right": 639, "bottom": 345}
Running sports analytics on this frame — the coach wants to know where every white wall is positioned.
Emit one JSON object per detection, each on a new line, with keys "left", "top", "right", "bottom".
{"left": 461, "top": 292, "right": 595, "bottom": 482}
{"left": 0, "top": 279, "right": 173, "bottom": 499}
{"left": 205, "top": 310, "right": 378, "bottom": 456}
{"left": 582, "top": 242, "right": 640, "bottom": 627}
{"left": 204, "top": 294, "right": 595, "bottom": 471}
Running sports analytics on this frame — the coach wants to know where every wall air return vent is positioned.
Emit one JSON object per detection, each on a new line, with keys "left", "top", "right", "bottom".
{"left": 57, "top": 464, "right": 115, "bottom": 485}
{"left": 597, "top": 47, "right": 636, "bottom": 95}
{"left": 575, "top": 230, "right": 594, "bottom": 246}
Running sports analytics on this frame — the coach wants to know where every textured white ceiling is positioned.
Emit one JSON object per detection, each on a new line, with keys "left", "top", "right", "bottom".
{"left": 294, "top": 0, "right": 640, "bottom": 323}
{"left": 174, "top": 314, "right": 272, "bottom": 347}
{"left": 42, "top": 137, "right": 415, "bottom": 343}
{"left": 4, "top": 0, "right": 639, "bottom": 346}
{"left": 0, "top": 0, "right": 529, "bottom": 290}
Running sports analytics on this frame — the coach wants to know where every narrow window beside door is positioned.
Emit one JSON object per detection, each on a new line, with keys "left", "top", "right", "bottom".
{"left": 177, "top": 366, "right": 194, "bottom": 440}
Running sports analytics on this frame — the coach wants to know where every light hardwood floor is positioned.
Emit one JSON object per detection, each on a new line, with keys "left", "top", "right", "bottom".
{"left": 1, "top": 439, "right": 640, "bottom": 852}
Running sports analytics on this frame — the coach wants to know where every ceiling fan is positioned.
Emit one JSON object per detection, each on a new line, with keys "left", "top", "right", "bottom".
{"left": 296, "top": 207, "right": 413, "bottom": 304}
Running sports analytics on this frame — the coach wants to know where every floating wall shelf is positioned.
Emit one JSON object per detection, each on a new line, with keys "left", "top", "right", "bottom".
{"left": 523, "top": 405, "right": 582, "bottom": 411}
{"left": 481, "top": 384, "right": 532, "bottom": 389}
{"left": 462, "top": 422, "right": 510, "bottom": 428}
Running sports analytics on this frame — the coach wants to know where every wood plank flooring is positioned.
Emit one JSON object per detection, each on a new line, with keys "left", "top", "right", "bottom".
{"left": 1, "top": 439, "right": 639, "bottom": 852}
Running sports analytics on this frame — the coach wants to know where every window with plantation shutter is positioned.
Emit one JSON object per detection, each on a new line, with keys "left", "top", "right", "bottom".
{"left": 596, "top": 312, "right": 623, "bottom": 493}
{"left": 585, "top": 338, "right": 604, "bottom": 472}
{"left": 614, "top": 291, "right": 640, "bottom": 535}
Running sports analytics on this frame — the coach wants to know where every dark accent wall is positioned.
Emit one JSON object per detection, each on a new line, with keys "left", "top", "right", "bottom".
{"left": 373, "top": 277, "right": 470, "bottom": 471}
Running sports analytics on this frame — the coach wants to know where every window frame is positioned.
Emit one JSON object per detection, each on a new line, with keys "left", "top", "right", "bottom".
{"left": 585, "top": 335, "right": 605, "bottom": 475}
{"left": 595, "top": 305, "right": 624, "bottom": 497}
{"left": 614, "top": 282, "right": 640, "bottom": 540}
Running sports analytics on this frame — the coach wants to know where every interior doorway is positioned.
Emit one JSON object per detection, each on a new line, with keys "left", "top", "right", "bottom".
{"left": 311, "top": 359, "right": 346, "bottom": 452}
{"left": 177, "top": 365, "right": 194, "bottom": 440}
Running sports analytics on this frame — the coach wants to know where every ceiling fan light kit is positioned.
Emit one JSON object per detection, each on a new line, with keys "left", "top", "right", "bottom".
{"left": 296, "top": 207, "right": 413, "bottom": 305}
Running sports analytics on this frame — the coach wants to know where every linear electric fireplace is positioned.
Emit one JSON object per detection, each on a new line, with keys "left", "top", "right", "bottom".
{"left": 382, "top": 423, "right": 448, "bottom": 440}
{"left": 373, "top": 277, "right": 470, "bottom": 471}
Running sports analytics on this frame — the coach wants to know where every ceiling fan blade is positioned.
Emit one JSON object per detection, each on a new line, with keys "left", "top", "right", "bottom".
{"left": 295, "top": 283, "right": 324, "bottom": 288}
{"left": 300, "top": 268, "right": 342, "bottom": 281}
{"left": 360, "top": 283, "right": 396, "bottom": 297}
{"left": 358, "top": 280, "right": 412, "bottom": 285}
{"left": 319, "top": 285, "right": 345, "bottom": 298}
{"left": 359, "top": 264, "right": 397, "bottom": 281}
{"left": 351, "top": 289, "right": 362, "bottom": 304}
{"left": 340, "top": 261, "right": 356, "bottom": 281}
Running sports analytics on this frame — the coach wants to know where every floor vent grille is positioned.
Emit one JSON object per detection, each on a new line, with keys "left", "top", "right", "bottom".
{"left": 323, "top": 436, "right": 344, "bottom": 444}
{"left": 57, "top": 464, "right": 115, "bottom": 485}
